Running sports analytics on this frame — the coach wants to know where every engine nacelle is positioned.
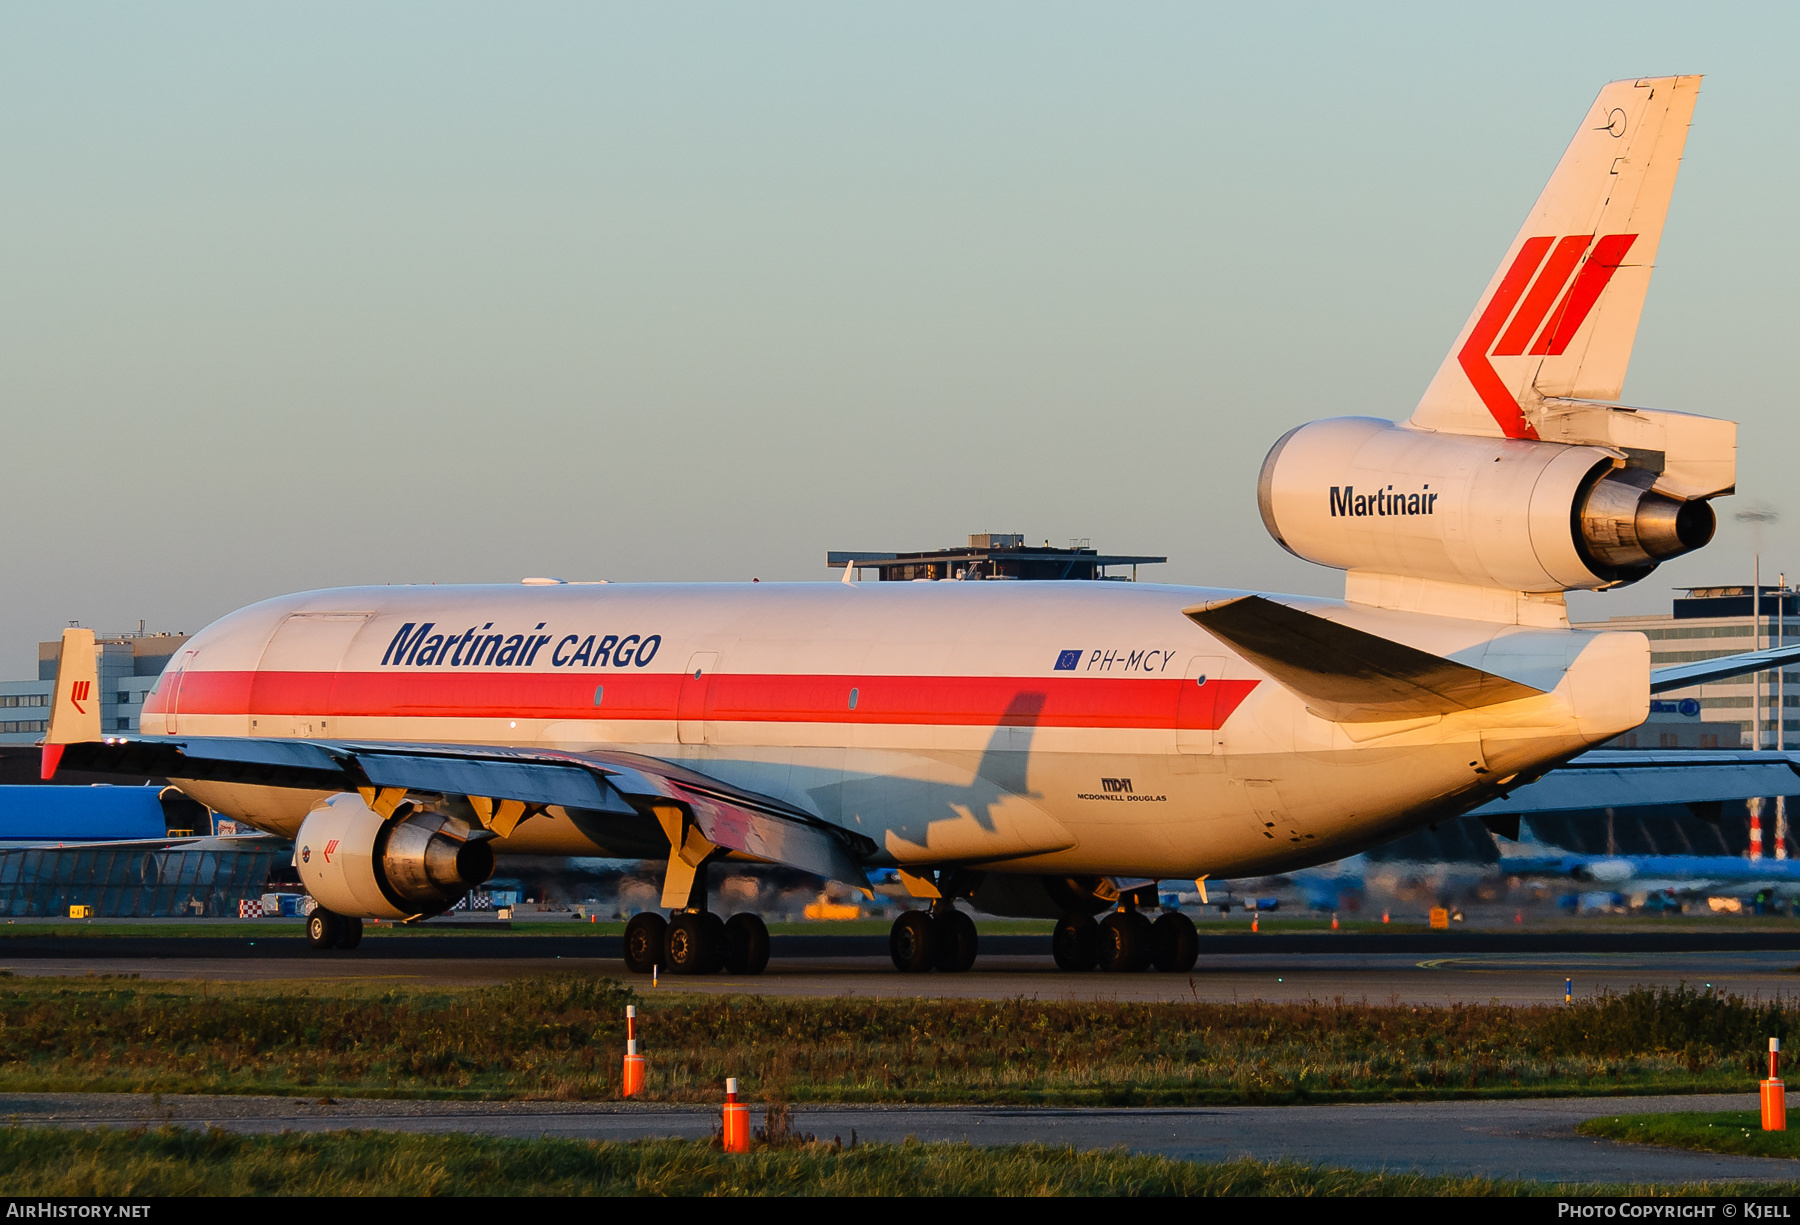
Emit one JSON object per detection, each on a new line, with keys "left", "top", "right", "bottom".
{"left": 1257, "top": 417, "right": 1717, "bottom": 592}
{"left": 295, "top": 793, "right": 496, "bottom": 920}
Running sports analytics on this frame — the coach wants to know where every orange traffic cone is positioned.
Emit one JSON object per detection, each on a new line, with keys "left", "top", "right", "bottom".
{"left": 1251, "top": 914, "right": 1258, "bottom": 933}
{"left": 1330, "top": 914, "right": 1338, "bottom": 930}
{"left": 621, "top": 1005, "right": 646, "bottom": 1097}
{"left": 723, "top": 1077, "right": 750, "bottom": 1152}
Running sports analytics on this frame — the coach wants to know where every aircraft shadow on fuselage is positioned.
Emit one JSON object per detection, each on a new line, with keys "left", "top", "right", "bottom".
{"left": 556, "top": 692, "right": 1052, "bottom": 861}
{"left": 809, "top": 690, "right": 1050, "bottom": 850}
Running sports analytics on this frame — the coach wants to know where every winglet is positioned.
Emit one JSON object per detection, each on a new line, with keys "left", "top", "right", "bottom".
{"left": 43, "top": 628, "right": 101, "bottom": 778}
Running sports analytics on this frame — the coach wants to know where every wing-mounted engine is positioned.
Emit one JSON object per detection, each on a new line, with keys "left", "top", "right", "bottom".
{"left": 295, "top": 792, "right": 496, "bottom": 920}
{"left": 1257, "top": 413, "right": 1729, "bottom": 596}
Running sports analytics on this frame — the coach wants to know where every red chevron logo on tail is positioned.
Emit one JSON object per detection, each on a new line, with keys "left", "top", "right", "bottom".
{"left": 1457, "top": 233, "right": 1638, "bottom": 438}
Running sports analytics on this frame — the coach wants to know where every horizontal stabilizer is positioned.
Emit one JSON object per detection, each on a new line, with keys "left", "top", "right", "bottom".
{"left": 1649, "top": 643, "right": 1800, "bottom": 693}
{"left": 1184, "top": 595, "right": 1543, "bottom": 723}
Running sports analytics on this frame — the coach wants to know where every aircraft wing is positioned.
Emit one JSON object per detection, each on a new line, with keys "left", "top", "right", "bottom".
{"left": 1469, "top": 749, "right": 1800, "bottom": 838}
{"left": 50, "top": 736, "right": 875, "bottom": 889}
{"left": 1650, "top": 643, "right": 1800, "bottom": 692}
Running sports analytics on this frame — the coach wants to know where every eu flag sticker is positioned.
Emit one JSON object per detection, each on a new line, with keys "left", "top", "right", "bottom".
{"left": 1054, "top": 649, "right": 1083, "bottom": 671}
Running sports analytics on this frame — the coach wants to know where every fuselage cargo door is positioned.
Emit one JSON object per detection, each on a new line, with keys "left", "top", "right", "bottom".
{"left": 1176, "top": 655, "right": 1227, "bottom": 754}
{"left": 677, "top": 651, "right": 719, "bottom": 746}
{"left": 164, "top": 648, "right": 199, "bottom": 736}
{"left": 250, "top": 612, "right": 374, "bottom": 738}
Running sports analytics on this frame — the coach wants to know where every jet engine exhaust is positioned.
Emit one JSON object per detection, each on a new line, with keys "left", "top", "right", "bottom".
{"left": 1576, "top": 470, "right": 1716, "bottom": 573}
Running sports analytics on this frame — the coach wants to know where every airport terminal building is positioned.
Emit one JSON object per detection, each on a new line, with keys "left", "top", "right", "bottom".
{"left": 1574, "top": 585, "right": 1795, "bottom": 750}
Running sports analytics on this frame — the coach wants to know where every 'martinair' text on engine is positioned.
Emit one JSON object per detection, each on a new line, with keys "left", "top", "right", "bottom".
{"left": 1329, "top": 485, "right": 1439, "bottom": 517}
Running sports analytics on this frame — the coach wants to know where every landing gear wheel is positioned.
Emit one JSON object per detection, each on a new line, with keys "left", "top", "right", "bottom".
{"left": 336, "top": 916, "right": 364, "bottom": 950}
{"left": 623, "top": 912, "right": 667, "bottom": 974}
{"left": 1052, "top": 912, "right": 1099, "bottom": 971}
{"left": 307, "top": 908, "right": 344, "bottom": 951}
{"left": 1149, "top": 911, "right": 1197, "bottom": 973}
{"left": 703, "top": 911, "right": 728, "bottom": 973}
{"left": 723, "top": 913, "right": 771, "bottom": 975}
{"left": 932, "top": 908, "right": 979, "bottom": 973}
{"left": 1098, "top": 909, "right": 1153, "bottom": 972}
{"left": 665, "top": 911, "right": 721, "bottom": 974}
{"left": 889, "top": 910, "right": 936, "bottom": 972}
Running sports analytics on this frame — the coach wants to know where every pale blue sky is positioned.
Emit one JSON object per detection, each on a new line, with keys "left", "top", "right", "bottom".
{"left": 3, "top": 3, "right": 1795, "bottom": 665}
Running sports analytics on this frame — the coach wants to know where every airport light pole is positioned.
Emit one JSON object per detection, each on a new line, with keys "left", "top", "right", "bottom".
{"left": 1782, "top": 572, "right": 1791, "bottom": 859}
{"left": 1738, "top": 509, "right": 1780, "bottom": 751}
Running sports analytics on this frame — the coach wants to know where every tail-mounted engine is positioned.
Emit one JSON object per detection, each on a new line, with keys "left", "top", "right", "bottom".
{"left": 295, "top": 793, "right": 496, "bottom": 920}
{"left": 1257, "top": 412, "right": 1732, "bottom": 593}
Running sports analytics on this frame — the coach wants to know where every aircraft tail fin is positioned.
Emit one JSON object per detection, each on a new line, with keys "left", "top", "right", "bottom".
{"left": 1409, "top": 75, "right": 1700, "bottom": 439}
{"left": 42, "top": 628, "right": 101, "bottom": 779}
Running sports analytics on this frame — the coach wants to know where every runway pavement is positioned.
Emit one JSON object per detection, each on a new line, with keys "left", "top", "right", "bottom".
{"left": 3, "top": 946, "right": 1798, "bottom": 1005}
{"left": 2, "top": 1091, "right": 1795, "bottom": 1184}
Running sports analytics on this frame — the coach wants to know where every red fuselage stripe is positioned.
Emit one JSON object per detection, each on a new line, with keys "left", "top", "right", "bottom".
{"left": 153, "top": 670, "right": 1260, "bottom": 731}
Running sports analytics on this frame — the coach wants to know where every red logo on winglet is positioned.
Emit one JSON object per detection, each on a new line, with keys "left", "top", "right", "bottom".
{"left": 1457, "top": 233, "right": 1637, "bottom": 438}
{"left": 69, "top": 680, "right": 90, "bottom": 715}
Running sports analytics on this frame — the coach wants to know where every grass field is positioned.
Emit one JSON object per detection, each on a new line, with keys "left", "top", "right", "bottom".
{"left": 0, "top": 976, "right": 1792, "bottom": 1104}
{"left": 1, "top": 1127, "right": 1795, "bottom": 1196}
{"left": 1577, "top": 1111, "right": 1800, "bottom": 1158}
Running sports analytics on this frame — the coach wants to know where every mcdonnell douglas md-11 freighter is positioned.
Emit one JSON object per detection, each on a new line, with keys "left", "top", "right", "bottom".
{"left": 44, "top": 75, "right": 1800, "bottom": 974}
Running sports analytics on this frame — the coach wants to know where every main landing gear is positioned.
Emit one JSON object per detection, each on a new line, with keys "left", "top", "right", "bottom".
{"left": 623, "top": 811, "right": 772, "bottom": 976}
{"left": 888, "top": 902, "right": 978, "bottom": 973}
{"left": 622, "top": 910, "right": 772, "bottom": 977}
{"left": 1052, "top": 905, "right": 1196, "bottom": 973}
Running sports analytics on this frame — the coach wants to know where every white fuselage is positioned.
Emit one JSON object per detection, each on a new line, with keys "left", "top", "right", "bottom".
{"left": 141, "top": 580, "right": 1648, "bottom": 879}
